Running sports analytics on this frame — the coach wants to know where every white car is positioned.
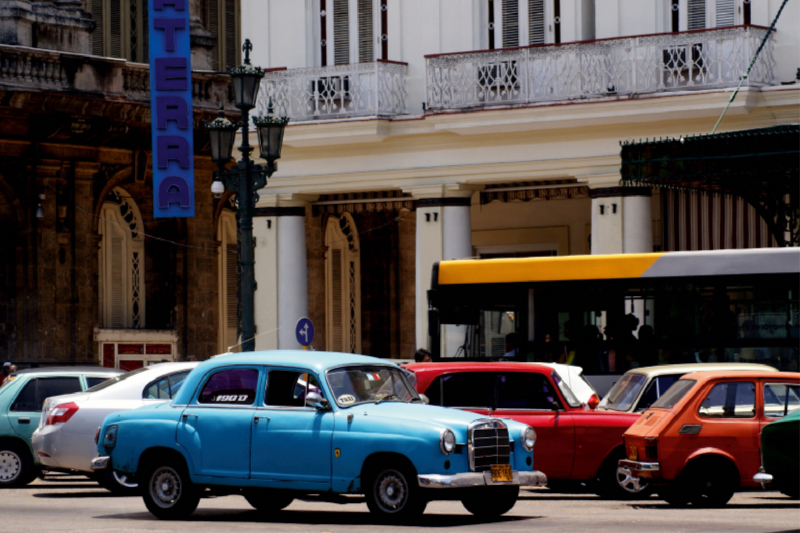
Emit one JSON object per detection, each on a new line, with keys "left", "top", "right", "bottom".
{"left": 535, "top": 363, "right": 600, "bottom": 409}
{"left": 32, "top": 362, "right": 197, "bottom": 493}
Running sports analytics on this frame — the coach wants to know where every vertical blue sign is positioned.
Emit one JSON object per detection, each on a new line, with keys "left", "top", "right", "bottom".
{"left": 149, "top": 0, "right": 195, "bottom": 218}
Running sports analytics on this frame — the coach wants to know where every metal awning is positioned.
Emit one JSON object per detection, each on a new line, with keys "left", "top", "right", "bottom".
{"left": 620, "top": 124, "right": 799, "bottom": 247}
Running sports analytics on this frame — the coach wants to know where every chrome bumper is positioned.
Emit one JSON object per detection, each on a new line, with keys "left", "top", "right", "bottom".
{"left": 91, "top": 456, "right": 110, "bottom": 471}
{"left": 753, "top": 467, "right": 773, "bottom": 487}
{"left": 619, "top": 460, "right": 661, "bottom": 473}
{"left": 418, "top": 470, "right": 547, "bottom": 489}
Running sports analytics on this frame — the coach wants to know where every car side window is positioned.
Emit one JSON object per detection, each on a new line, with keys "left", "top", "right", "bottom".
{"left": 698, "top": 382, "right": 756, "bottom": 419}
{"left": 496, "top": 373, "right": 561, "bottom": 410}
{"left": 638, "top": 375, "right": 681, "bottom": 411}
{"left": 11, "top": 377, "right": 82, "bottom": 412}
{"left": 437, "top": 373, "right": 493, "bottom": 408}
{"left": 763, "top": 383, "right": 800, "bottom": 418}
{"left": 86, "top": 377, "right": 111, "bottom": 388}
{"left": 143, "top": 371, "right": 192, "bottom": 400}
{"left": 197, "top": 368, "right": 259, "bottom": 405}
{"left": 265, "top": 370, "right": 321, "bottom": 407}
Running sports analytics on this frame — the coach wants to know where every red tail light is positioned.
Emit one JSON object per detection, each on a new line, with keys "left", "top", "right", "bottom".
{"left": 645, "top": 437, "right": 658, "bottom": 460}
{"left": 94, "top": 427, "right": 101, "bottom": 444}
{"left": 46, "top": 402, "right": 79, "bottom": 426}
{"left": 587, "top": 394, "right": 600, "bottom": 410}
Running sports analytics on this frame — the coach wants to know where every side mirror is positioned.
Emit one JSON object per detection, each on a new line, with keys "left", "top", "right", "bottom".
{"left": 305, "top": 392, "right": 330, "bottom": 411}
{"left": 419, "top": 394, "right": 430, "bottom": 405}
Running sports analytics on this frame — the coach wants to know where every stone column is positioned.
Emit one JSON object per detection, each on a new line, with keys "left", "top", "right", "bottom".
{"left": 189, "top": 0, "right": 215, "bottom": 70}
{"left": 405, "top": 185, "right": 481, "bottom": 357}
{"left": 253, "top": 194, "right": 317, "bottom": 350}
{"left": 590, "top": 186, "right": 653, "bottom": 255}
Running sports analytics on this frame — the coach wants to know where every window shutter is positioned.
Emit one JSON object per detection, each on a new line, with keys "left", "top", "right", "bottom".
{"left": 91, "top": 0, "right": 104, "bottom": 56}
{"left": 141, "top": 0, "right": 149, "bottom": 62}
{"left": 502, "top": 0, "right": 519, "bottom": 48}
{"left": 109, "top": 0, "right": 122, "bottom": 58}
{"left": 226, "top": 243, "right": 238, "bottom": 349}
{"left": 129, "top": 0, "right": 138, "bottom": 62}
{"left": 528, "top": 0, "right": 544, "bottom": 45}
{"left": 333, "top": 0, "right": 350, "bottom": 65}
{"left": 715, "top": 0, "right": 735, "bottom": 27}
{"left": 224, "top": 0, "right": 237, "bottom": 70}
{"left": 98, "top": 242, "right": 104, "bottom": 327}
{"left": 687, "top": 0, "right": 706, "bottom": 30}
{"left": 330, "top": 248, "right": 344, "bottom": 351}
{"left": 358, "top": 0, "right": 374, "bottom": 63}
{"left": 109, "top": 231, "right": 125, "bottom": 328}
{"left": 207, "top": 0, "right": 220, "bottom": 70}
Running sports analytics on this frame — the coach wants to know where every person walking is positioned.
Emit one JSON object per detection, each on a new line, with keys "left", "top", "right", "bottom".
{"left": 0, "top": 362, "right": 12, "bottom": 387}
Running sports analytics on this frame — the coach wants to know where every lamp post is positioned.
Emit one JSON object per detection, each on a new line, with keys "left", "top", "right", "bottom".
{"left": 203, "top": 40, "right": 289, "bottom": 352}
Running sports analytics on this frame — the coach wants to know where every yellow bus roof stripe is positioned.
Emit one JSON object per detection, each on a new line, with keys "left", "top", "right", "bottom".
{"left": 438, "top": 253, "right": 665, "bottom": 285}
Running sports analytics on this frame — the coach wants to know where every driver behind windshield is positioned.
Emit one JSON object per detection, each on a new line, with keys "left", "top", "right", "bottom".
{"left": 327, "top": 366, "right": 417, "bottom": 407}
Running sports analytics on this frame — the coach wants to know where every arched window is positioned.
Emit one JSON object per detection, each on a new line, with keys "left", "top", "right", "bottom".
{"left": 217, "top": 209, "right": 239, "bottom": 353}
{"left": 325, "top": 213, "right": 361, "bottom": 353}
{"left": 98, "top": 188, "right": 145, "bottom": 329}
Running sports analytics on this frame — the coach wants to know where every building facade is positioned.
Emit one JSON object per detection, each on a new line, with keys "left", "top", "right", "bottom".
{"left": 0, "top": 0, "right": 242, "bottom": 366}
{"left": 242, "top": 0, "right": 799, "bottom": 359}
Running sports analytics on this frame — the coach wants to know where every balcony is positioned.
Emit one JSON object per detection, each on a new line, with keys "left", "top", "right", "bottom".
{"left": 0, "top": 44, "right": 231, "bottom": 112}
{"left": 256, "top": 60, "right": 408, "bottom": 122}
{"left": 425, "top": 26, "right": 775, "bottom": 111}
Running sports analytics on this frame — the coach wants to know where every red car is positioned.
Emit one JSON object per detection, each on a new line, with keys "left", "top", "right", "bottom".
{"left": 408, "top": 362, "right": 642, "bottom": 497}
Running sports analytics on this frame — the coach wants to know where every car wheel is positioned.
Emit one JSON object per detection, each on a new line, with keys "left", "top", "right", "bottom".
{"left": 595, "top": 449, "right": 648, "bottom": 499}
{"left": 141, "top": 460, "right": 200, "bottom": 520}
{"left": 0, "top": 442, "right": 36, "bottom": 488}
{"left": 780, "top": 486, "right": 800, "bottom": 500}
{"left": 685, "top": 463, "right": 736, "bottom": 508}
{"left": 243, "top": 488, "right": 294, "bottom": 512}
{"left": 461, "top": 486, "right": 519, "bottom": 517}
{"left": 97, "top": 469, "right": 139, "bottom": 495}
{"left": 364, "top": 465, "right": 426, "bottom": 521}
{"left": 657, "top": 483, "right": 691, "bottom": 507}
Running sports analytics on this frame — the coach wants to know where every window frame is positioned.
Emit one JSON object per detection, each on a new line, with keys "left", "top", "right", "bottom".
{"left": 142, "top": 370, "right": 193, "bottom": 401}
{"left": 697, "top": 380, "right": 757, "bottom": 419}
{"left": 261, "top": 368, "right": 325, "bottom": 410}
{"left": 194, "top": 367, "right": 261, "bottom": 407}
{"left": 10, "top": 377, "right": 83, "bottom": 413}
{"left": 762, "top": 381, "right": 800, "bottom": 419}
{"left": 316, "top": 0, "right": 380, "bottom": 66}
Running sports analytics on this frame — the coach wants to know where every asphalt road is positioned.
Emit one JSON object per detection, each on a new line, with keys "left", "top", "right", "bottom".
{"left": 1, "top": 475, "right": 798, "bottom": 533}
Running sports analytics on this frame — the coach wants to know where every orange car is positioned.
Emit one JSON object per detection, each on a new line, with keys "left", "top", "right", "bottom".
{"left": 620, "top": 370, "right": 800, "bottom": 507}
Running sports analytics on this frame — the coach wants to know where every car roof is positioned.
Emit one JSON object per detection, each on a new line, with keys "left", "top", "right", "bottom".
{"left": 621, "top": 363, "right": 778, "bottom": 378}
{"left": 10, "top": 366, "right": 124, "bottom": 376}
{"left": 677, "top": 370, "right": 800, "bottom": 384}
{"left": 206, "top": 350, "right": 400, "bottom": 373}
{"left": 405, "top": 362, "right": 554, "bottom": 374}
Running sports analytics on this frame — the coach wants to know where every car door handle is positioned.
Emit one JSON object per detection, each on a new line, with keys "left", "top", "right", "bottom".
{"left": 17, "top": 418, "right": 30, "bottom": 424}
{"left": 182, "top": 414, "right": 199, "bottom": 421}
{"left": 253, "top": 416, "right": 270, "bottom": 423}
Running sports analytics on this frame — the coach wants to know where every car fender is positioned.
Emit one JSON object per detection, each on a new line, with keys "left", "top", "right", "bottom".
{"left": 106, "top": 418, "right": 189, "bottom": 476}
{"left": 683, "top": 447, "right": 738, "bottom": 475}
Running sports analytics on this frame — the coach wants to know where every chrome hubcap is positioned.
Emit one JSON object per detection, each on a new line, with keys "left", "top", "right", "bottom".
{"left": 376, "top": 470, "right": 407, "bottom": 512}
{"left": 151, "top": 467, "right": 181, "bottom": 508}
{"left": 0, "top": 451, "right": 21, "bottom": 482}
{"left": 617, "top": 466, "right": 648, "bottom": 493}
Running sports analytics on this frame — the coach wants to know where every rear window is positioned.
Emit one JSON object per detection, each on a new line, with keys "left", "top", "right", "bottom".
{"left": 604, "top": 373, "right": 647, "bottom": 412}
{"left": 652, "top": 379, "right": 696, "bottom": 410}
{"left": 86, "top": 367, "right": 149, "bottom": 392}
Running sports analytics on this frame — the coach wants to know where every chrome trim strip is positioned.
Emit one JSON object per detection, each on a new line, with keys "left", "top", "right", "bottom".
{"left": 91, "top": 456, "right": 110, "bottom": 471}
{"left": 618, "top": 460, "right": 660, "bottom": 472}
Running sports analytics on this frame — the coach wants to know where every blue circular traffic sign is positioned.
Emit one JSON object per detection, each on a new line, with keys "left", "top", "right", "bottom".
{"left": 295, "top": 318, "right": 315, "bottom": 346}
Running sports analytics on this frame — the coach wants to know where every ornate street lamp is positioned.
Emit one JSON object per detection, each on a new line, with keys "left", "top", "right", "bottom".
{"left": 203, "top": 39, "right": 290, "bottom": 352}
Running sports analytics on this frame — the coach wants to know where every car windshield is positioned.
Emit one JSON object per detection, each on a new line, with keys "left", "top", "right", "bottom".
{"left": 326, "top": 365, "right": 419, "bottom": 407}
{"left": 85, "top": 367, "right": 149, "bottom": 392}
{"left": 651, "top": 379, "right": 696, "bottom": 409}
{"left": 603, "top": 373, "right": 647, "bottom": 411}
{"left": 551, "top": 370, "right": 582, "bottom": 408}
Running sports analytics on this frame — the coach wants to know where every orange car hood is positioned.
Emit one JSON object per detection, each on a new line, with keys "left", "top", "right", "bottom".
{"left": 624, "top": 409, "right": 669, "bottom": 438}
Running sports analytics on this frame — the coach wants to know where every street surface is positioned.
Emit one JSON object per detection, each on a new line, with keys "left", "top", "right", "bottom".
{"left": 1, "top": 475, "right": 798, "bottom": 533}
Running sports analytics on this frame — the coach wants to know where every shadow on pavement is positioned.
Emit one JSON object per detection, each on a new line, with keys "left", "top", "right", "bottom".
{"left": 629, "top": 502, "right": 800, "bottom": 510}
{"left": 95, "top": 509, "right": 542, "bottom": 528}
{"left": 34, "top": 491, "right": 136, "bottom": 499}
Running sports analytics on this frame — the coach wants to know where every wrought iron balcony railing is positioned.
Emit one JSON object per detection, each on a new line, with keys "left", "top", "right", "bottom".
{"left": 256, "top": 60, "right": 408, "bottom": 121}
{"left": 425, "top": 26, "right": 775, "bottom": 111}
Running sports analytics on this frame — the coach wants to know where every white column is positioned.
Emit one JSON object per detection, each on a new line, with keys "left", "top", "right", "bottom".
{"left": 254, "top": 195, "right": 316, "bottom": 350}
{"left": 590, "top": 186, "right": 652, "bottom": 255}
{"left": 406, "top": 185, "right": 480, "bottom": 355}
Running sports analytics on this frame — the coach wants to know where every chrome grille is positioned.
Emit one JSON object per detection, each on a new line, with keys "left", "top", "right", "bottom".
{"left": 468, "top": 419, "right": 511, "bottom": 472}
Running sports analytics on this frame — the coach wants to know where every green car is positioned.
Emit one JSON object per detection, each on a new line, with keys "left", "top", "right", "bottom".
{"left": 755, "top": 409, "right": 800, "bottom": 499}
{"left": 0, "top": 366, "right": 122, "bottom": 487}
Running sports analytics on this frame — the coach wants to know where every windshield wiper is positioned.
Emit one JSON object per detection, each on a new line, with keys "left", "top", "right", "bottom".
{"left": 375, "top": 394, "right": 397, "bottom": 405}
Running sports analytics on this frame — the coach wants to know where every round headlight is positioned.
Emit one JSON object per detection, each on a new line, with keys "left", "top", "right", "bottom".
{"left": 521, "top": 426, "right": 536, "bottom": 452}
{"left": 440, "top": 429, "right": 456, "bottom": 455}
{"left": 103, "top": 425, "right": 118, "bottom": 449}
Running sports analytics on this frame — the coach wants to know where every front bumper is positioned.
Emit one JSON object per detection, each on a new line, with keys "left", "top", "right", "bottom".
{"left": 418, "top": 470, "right": 547, "bottom": 489}
{"left": 91, "top": 456, "right": 110, "bottom": 471}
{"left": 619, "top": 459, "right": 661, "bottom": 479}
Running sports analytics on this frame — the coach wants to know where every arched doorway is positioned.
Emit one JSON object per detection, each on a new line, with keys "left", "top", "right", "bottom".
{"left": 325, "top": 213, "right": 361, "bottom": 353}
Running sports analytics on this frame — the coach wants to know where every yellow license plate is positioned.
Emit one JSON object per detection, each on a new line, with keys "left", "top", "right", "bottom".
{"left": 491, "top": 464, "right": 513, "bottom": 482}
{"left": 628, "top": 445, "right": 638, "bottom": 461}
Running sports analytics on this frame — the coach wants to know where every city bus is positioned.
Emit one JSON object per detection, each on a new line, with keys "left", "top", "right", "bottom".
{"left": 427, "top": 249, "right": 799, "bottom": 380}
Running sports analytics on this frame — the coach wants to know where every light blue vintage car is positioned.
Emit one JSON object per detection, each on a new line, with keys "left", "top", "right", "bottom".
{"left": 93, "top": 351, "right": 545, "bottom": 521}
